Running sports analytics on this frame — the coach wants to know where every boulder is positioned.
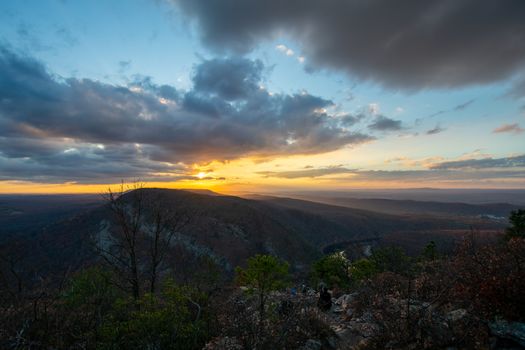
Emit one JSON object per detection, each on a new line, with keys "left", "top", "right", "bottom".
{"left": 203, "top": 336, "right": 243, "bottom": 350}
{"left": 332, "top": 307, "right": 345, "bottom": 314}
{"left": 447, "top": 309, "right": 467, "bottom": 323}
{"left": 300, "top": 339, "right": 322, "bottom": 350}
{"left": 334, "top": 326, "right": 364, "bottom": 349}
{"left": 334, "top": 293, "right": 356, "bottom": 310}
{"left": 489, "top": 320, "right": 525, "bottom": 347}
{"left": 416, "top": 312, "right": 453, "bottom": 348}
{"left": 347, "top": 320, "right": 378, "bottom": 338}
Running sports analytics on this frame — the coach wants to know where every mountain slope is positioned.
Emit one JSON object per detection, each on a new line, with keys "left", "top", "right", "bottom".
{"left": 4, "top": 189, "right": 509, "bottom": 279}
{"left": 30, "top": 189, "right": 371, "bottom": 274}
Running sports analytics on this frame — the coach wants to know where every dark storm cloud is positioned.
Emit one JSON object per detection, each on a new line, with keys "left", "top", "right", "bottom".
{"left": 257, "top": 165, "right": 356, "bottom": 179}
{"left": 506, "top": 77, "right": 525, "bottom": 99}
{"left": 368, "top": 116, "right": 403, "bottom": 131}
{"left": 0, "top": 48, "right": 372, "bottom": 183}
{"left": 176, "top": 0, "right": 525, "bottom": 89}
{"left": 192, "top": 57, "right": 264, "bottom": 100}
{"left": 338, "top": 113, "right": 365, "bottom": 128}
{"left": 429, "top": 155, "right": 525, "bottom": 170}
{"left": 0, "top": 140, "right": 188, "bottom": 183}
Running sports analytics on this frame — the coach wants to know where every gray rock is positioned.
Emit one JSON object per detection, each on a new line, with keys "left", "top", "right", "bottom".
{"left": 300, "top": 339, "right": 322, "bottom": 350}
{"left": 334, "top": 327, "right": 363, "bottom": 349}
{"left": 360, "top": 311, "right": 374, "bottom": 323}
{"left": 327, "top": 336, "right": 338, "bottom": 348}
{"left": 332, "top": 307, "right": 344, "bottom": 314}
{"left": 347, "top": 321, "right": 378, "bottom": 338}
{"left": 489, "top": 320, "right": 525, "bottom": 347}
{"left": 203, "top": 336, "right": 243, "bottom": 350}
{"left": 447, "top": 309, "right": 467, "bottom": 322}
{"left": 334, "top": 294, "right": 355, "bottom": 309}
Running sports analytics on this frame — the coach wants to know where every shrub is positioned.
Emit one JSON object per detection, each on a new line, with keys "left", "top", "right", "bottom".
{"left": 235, "top": 254, "right": 289, "bottom": 322}
{"left": 452, "top": 236, "right": 525, "bottom": 321}
{"left": 98, "top": 281, "right": 208, "bottom": 349}
{"left": 349, "top": 258, "right": 378, "bottom": 283}
{"left": 369, "top": 246, "right": 413, "bottom": 276}
{"left": 311, "top": 253, "right": 351, "bottom": 290}
{"left": 505, "top": 209, "right": 525, "bottom": 240}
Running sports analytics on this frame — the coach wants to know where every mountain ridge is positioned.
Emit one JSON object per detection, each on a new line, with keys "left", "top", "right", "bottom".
{"left": 5, "top": 188, "right": 504, "bottom": 277}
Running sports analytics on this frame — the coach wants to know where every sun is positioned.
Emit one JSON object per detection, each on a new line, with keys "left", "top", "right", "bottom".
{"left": 196, "top": 172, "right": 206, "bottom": 179}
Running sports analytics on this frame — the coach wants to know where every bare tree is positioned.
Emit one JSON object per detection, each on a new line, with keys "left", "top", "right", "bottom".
{"left": 94, "top": 182, "right": 191, "bottom": 301}
{"left": 146, "top": 197, "right": 190, "bottom": 294}
{"left": 99, "top": 182, "right": 145, "bottom": 301}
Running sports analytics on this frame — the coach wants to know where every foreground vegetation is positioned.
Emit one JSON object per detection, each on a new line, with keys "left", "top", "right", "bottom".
{"left": 1, "top": 198, "right": 524, "bottom": 349}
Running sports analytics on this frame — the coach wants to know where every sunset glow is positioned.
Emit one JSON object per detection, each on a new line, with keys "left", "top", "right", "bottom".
{"left": 2, "top": 3, "right": 525, "bottom": 349}
{"left": 0, "top": 0, "right": 524, "bottom": 193}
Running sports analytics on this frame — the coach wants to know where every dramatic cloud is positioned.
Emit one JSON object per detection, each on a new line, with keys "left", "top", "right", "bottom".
{"left": 258, "top": 166, "right": 525, "bottom": 184}
{"left": 368, "top": 116, "right": 403, "bottom": 131}
{"left": 0, "top": 48, "right": 372, "bottom": 183}
{"left": 258, "top": 165, "right": 356, "bottom": 179}
{"left": 506, "top": 77, "right": 525, "bottom": 99}
{"left": 429, "top": 155, "right": 525, "bottom": 170}
{"left": 192, "top": 57, "right": 264, "bottom": 100}
{"left": 0, "top": 140, "right": 188, "bottom": 183}
{"left": 176, "top": 0, "right": 525, "bottom": 89}
{"left": 493, "top": 123, "right": 524, "bottom": 134}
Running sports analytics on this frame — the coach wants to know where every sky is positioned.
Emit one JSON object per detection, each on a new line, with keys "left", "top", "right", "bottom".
{"left": 0, "top": 0, "right": 524, "bottom": 194}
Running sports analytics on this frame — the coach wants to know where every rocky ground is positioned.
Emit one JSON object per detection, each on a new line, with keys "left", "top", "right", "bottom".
{"left": 204, "top": 289, "right": 525, "bottom": 350}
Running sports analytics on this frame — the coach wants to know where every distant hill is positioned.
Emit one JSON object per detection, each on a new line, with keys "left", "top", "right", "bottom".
{"left": 183, "top": 189, "right": 222, "bottom": 196}
{"left": 0, "top": 194, "right": 102, "bottom": 240}
{"left": 3, "top": 188, "right": 509, "bottom": 279}
{"left": 268, "top": 188, "right": 525, "bottom": 206}
{"left": 246, "top": 194, "right": 509, "bottom": 254}
{"left": 32, "top": 189, "right": 374, "bottom": 274}
{"left": 277, "top": 196, "right": 519, "bottom": 218}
